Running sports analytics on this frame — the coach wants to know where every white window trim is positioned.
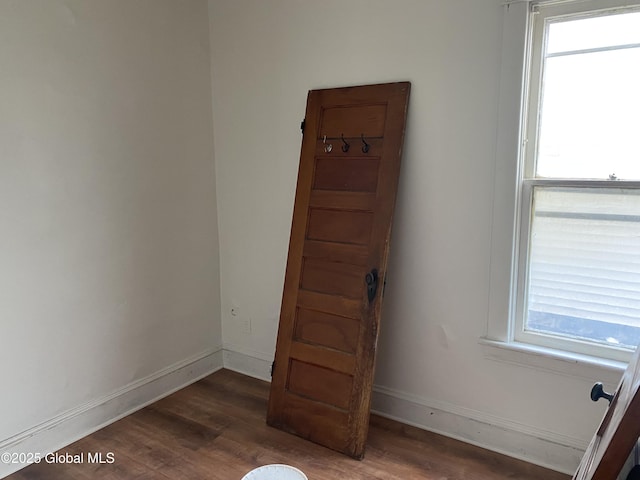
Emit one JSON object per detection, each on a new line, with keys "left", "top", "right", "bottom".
{"left": 484, "top": 0, "right": 640, "bottom": 371}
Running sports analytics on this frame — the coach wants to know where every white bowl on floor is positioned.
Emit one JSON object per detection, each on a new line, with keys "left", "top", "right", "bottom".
{"left": 241, "top": 464, "right": 308, "bottom": 480}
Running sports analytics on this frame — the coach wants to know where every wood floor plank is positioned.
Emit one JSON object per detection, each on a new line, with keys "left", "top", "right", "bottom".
{"left": 6, "top": 369, "right": 570, "bottom": 480}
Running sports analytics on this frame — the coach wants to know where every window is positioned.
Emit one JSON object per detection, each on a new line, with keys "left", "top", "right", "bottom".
{"left": 514, "top": 0, "right": 640, "bottom": 362}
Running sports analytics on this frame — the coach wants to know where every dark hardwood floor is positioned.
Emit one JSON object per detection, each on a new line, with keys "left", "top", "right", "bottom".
{"left": 7, "top": 369, "right": 571, "bottom": 480}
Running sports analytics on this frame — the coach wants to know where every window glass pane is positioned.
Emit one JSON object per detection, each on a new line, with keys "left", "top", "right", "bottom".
{"left": 547, "top": 11, "right": 640, "bottom": 55}
{"left": 536, "top": 46, "right": 640, "bottom": 179}
{"left": 526, "top": 187, "right": 640, "bottom": 349}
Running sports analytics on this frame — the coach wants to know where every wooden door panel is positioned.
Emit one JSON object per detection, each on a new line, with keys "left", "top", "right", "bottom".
{"left": 306, "top": 209, "right": 374, "bottom": 245}
{"left": 296, "top": 290, "right": 361, "bottom": 319}
{"left": 280, "top": 392, "right": 350, "bottom": 446}
{"left": 288, "top": 342, "right": 355, "bottom": 375}
{"left": 319, "top": 104, "right": 387, "bottom": 137}
{"left": 300, "top": 258, "right": 366, "bottom": 298}
{"left": 574, "top": 345, "right": 640, "bottom": 479}
{"left": 302, "top": 241, "right": 369, "bottom": 265}
{"left": 312, "top": 157, "right": 380, "bottom": 192}
{"left": 309, "top": 191, "right": 377, "bottom": 211}
{"left": 288, "top": 360, "right": 353, "bottom": 410}
{"left": 294, "top": 308, "right": 360, "bottom": 353}
{"left": 268, "top": 82, "right": 410, "bottom": 459}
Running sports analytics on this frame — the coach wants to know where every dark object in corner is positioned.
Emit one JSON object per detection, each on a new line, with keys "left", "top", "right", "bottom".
{"left": 627, "top": 465, "right": 640, "bottom": 480}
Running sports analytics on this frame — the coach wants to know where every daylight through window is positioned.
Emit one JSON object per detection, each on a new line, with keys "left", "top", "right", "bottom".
{"left": 517, "top": 2, "right": 640, "bottom": 360}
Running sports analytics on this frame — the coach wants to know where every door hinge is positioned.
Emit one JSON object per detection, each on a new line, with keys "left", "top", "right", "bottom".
{"left": 271, "top": 361, "right": 275, "bottom": 377}
{"left": 300, "top": 119, "right": 305, "bottom": 134}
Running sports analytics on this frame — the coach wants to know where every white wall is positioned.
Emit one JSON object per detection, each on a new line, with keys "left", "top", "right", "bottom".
{"left": 0, "top": 1, "right": 222, "bottom": 473}
{"left": 209, "top": 0, "right": 624, "bottom": 474}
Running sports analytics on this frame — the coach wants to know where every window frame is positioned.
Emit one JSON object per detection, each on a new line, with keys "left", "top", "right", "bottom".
{"left": 512, "top": 0, "right": 640, "bottom": 363}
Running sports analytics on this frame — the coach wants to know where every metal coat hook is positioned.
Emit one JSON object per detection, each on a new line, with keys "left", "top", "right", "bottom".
{"left": 323, "top": 135, "right": 332, "bottom": 153}
{"left": 341, "top": 134, "right": 350, "bottom": 152}
{"left": 361, "top": 134, "right": 370, "bottom": 153}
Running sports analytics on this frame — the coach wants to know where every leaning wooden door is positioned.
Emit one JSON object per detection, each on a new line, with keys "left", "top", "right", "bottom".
{"left": 574, "top": 344, "right": 640, "bottom": 479}
{"left": 267, "top": 82, "right": 410, "bottom": 459}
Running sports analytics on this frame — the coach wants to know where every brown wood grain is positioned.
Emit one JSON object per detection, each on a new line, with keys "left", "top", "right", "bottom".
{"left": 312, "top": 158, "right": 380, "bottom": 192}
{"left": 319, "top": 104, "right": 387, "bottom": 138}
{"left": 300, "top": 258, "right": 366, "bottom": 298}
{"left": 288, "top": 359, "right": 353, "bottom": 409}
{"left": 306, "top": 208, "right": 374, "bottom": 246}
{"left": 573, "top": 344, "right": 640, "bottom": 480}
{"left": 296, "top": 290, "right": 361, "bottom": 319}
{"left": 302, "top": 241, "right": 369, "bottom": 266}
{"left": 294, "top": 308, "right": 360, "bottom": 353}
{"left": 289, "top": 342, "right": 355, "bottom": 375}
{"left": 268, "top": 82, "right": 411, "bottom": 458}
{"left": 7, "top": 370, "right": 570, "bottom": 480}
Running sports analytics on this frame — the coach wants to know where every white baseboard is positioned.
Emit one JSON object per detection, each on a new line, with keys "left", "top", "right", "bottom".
{"left": 2, "top": 345, "right": 583, "bottom": 477}
{"left": 0, "top": 347, "right": 223, "bottom": 479}
{"left": 222, "top": 344, "right": 272, "bottom": 381}
{"left": 222, "top": 347, "right": 584, "bottom": 475}
{"left": 371, "top": 384, "right": 583, "bottom": 475}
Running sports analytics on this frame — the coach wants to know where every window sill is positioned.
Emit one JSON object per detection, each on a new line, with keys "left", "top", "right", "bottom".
{"left": 479, "top": 338, "right": 626, "bottom": 386}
